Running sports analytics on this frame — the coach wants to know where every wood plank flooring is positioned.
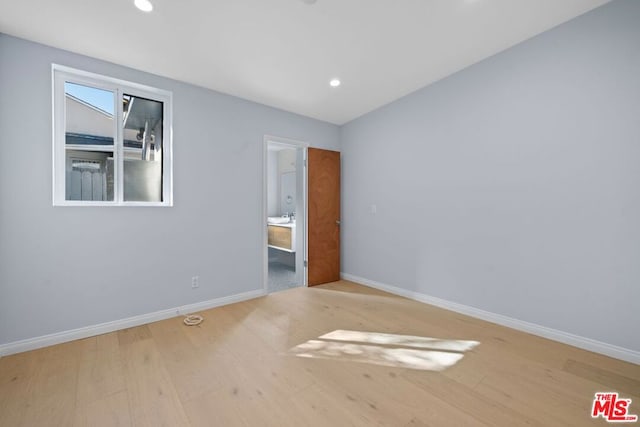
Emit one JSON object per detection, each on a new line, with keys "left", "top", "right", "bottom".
{"left": 1, "top": 280, "right": 638, "bottom": 426}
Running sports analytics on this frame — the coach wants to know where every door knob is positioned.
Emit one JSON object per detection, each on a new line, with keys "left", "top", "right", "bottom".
{"left": 336, "top": 220, "right": 341, "bottom": 225}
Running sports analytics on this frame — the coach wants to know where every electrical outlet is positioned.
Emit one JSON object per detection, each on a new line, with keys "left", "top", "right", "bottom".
{"left": 191, "top": 276, "right": 199, "bottom": 289}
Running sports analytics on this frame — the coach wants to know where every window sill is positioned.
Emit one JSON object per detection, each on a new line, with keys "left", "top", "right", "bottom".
{"left": 53, "top": 201, "right": 173, "bottom": 207}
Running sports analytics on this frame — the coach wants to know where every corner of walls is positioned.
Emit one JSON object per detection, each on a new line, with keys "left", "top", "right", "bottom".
{"left": 0, "top": 34, "right": 339, "bottom": 348}
{"left": 339, "top": 0, "right": 640, "bottom": 361}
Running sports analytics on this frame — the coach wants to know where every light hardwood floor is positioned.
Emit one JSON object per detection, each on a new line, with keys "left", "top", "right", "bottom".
{"left": 1, "top": 280, "right": 638, "bottom": 426}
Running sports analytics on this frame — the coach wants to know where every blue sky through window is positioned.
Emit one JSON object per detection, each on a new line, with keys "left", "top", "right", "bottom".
{"left": 65, "top": 82, "right": 114, "bottom": 115}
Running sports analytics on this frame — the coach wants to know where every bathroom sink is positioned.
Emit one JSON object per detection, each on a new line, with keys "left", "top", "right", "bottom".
{"left": 268, "top": 217, "right": 290, "bottom": 224}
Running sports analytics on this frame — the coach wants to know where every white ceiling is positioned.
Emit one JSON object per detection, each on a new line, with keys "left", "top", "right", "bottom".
{"left": 0, "top": 0, "right": 610, "bottom": 125}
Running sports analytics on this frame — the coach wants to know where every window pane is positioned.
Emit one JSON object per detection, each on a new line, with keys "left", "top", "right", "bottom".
{"left": 122, "top": 94, "right": 163, "bottom": 202}
{"left": 65, "top": 82, "right": 115, "bottom": 148}
{"left": 65, "top": 150, "right": 114, "bottom": 201}
{"left": 64, "top": 82, "right": 115, "bottom": 201}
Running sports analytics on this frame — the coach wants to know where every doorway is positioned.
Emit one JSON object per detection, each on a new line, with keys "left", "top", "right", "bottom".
{"left": 263, "top": 136, "right": 308, "bottom": 293}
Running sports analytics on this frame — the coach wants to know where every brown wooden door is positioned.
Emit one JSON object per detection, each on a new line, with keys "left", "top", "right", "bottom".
{"left": 307, "top": 148, "right": 340, "bottom": 286}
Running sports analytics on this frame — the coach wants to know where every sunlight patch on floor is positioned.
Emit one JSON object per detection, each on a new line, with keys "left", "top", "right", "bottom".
{"left": 288, "top": 330, "right": 480, "bottom": 372}
{"left": 319, "top": 330, "right": 479, "bottom": 352}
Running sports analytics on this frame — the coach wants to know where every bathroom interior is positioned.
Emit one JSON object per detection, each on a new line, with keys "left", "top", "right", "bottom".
{"left": 267, "top": 141, "right": 305, "bottom": 293}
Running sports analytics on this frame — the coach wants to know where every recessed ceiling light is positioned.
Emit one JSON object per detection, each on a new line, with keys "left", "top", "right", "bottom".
{"left": 134, "top": 0, "right": 153, "bottom": 12}
{"left": 329, "top": 78, "right": 341, "bottom": 87}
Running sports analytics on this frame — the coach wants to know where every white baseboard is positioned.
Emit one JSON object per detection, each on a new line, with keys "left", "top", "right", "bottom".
{"left": 0, "top": 288, "right": 266, "bottom": 357}
{"left": 341, "top": 273, "right": 640, "bottom": 365}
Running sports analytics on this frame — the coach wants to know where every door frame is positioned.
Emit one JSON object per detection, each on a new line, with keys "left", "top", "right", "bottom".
{"left": 262, "top": 135, "right": 309, "bottom": 293}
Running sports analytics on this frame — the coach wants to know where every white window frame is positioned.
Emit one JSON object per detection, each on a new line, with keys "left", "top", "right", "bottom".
{"left": 52, "top": 64, "right": 173, "bottom": 206}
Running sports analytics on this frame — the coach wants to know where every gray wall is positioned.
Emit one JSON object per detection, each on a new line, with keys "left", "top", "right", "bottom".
{"left": 0, "top": 34, "right": 339, "bottom": 345}
{"left": 341, "top": 0, "right": 640, "bottom": 352}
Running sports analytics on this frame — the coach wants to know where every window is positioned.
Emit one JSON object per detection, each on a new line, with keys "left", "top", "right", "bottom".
{"left": 52, "top": 65, "right": 173, "bottom": 206}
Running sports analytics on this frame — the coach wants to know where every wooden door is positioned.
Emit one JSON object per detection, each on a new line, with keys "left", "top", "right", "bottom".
{"left": 308, "top": 148, "right": 340, "bottom": 286}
